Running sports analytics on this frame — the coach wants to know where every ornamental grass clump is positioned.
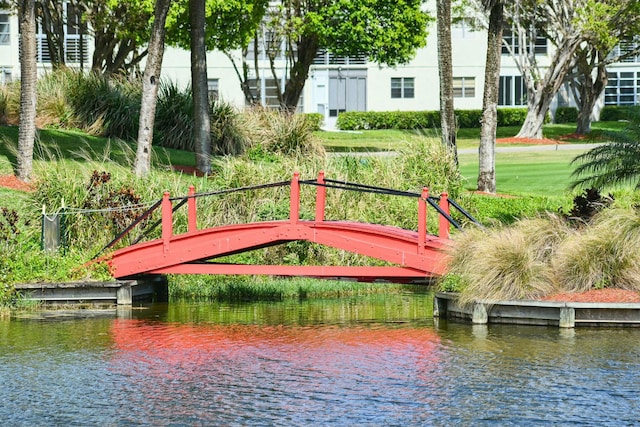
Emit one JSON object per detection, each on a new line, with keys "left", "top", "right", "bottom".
{"left": 552, "top": 208, "right": 640, "bottom": 292}
{"left": 446, "top": 215, "right": 571, "bottom": 305}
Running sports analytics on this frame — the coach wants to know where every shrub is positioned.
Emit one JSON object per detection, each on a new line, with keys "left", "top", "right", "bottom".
{"left": 154, "top": 81, "right": 194, "bottom": 150}
{"left": 496, "top": 108, "right": 529, "bottom": 126}
{"left": 443, "top": 214, "right": 572, "bottom": 305}
{"left": 242, "top": 108, "right": 324, "bottom": 157}
{"left": 553, "top": 208, "right": 640, "bottom": 292}
{"left": 304, "top": 113, "right": 324, "bottom": 131}
{"left": 337, "top": 108, "right": 531, "bottom": 130}
{"left": 599, "top": 105, "right": 640, "bottom": 122}
{"left": 554, "top": 107, "right": 578, "bottom": 124}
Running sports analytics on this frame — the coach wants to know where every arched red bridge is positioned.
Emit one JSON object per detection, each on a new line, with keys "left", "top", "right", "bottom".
{"left": 105, "top": 172, "right": 477, "bottom": 283}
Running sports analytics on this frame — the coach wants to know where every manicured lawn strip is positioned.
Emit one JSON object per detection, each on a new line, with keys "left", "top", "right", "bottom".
{"left": 318, "top": 121, "right": 626, "bottom": 152}
{"left": 458, "top": 149, "right": 593, "bottom": 196}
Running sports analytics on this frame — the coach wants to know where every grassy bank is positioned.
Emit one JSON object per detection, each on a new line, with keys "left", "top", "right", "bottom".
{"left": 1, "top": 116, "right": 634, "bottom": 305}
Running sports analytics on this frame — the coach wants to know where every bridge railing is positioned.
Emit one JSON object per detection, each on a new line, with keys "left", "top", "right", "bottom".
{"left": 95, "top": 171, "right": 479, "bottom": 258}
{"left": 298, "top": 171, "right": 480, "bottom": 239}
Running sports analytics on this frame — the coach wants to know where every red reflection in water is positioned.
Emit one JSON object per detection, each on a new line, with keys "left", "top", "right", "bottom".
{"left": 111, "top": 319, "right": 440, "bottom": 367}
{"left": 109, "top": 320, "right": 444, "bottom": 423}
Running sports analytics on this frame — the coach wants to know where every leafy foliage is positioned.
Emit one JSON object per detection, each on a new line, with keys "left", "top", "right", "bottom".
{"left": 571, "top": 111, "right": 640, "bottom": 190}
{"left": 337, "top": 108, "right": 531, "bottom": 130}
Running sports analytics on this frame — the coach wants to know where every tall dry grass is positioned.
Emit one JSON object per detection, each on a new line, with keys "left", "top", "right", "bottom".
{"left": 552, "top": 208, "right": 640, "bottom": 292}
{"left": 446, "top": 214, "right": 574, "bottom": 305}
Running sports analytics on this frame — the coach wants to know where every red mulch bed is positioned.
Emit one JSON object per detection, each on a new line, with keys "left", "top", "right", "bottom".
{"left": 542, "top": 288, "right": 640, "bottom": 303}
{"left": 0, "top": 175, "right": 34, "bottom": 192}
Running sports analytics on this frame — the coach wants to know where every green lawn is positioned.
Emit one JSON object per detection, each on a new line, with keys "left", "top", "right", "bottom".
{"left": 317, "top": 121, "right": 626, "bottom": 152}
{"left": 458, "top": 149, "right": 592, "bottom": 196}
{"left": 0, "top": 122, "right": 624, "bottom": 199}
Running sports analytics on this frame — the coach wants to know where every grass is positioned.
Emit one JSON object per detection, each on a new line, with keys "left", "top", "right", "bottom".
{"left": 317, "top": 121, "right": 627, "bottom": 152}
{"left": 458, "top": 150, "right": 593, "bottom": 196}
{"left": 444, "top": 208, "right": 640, "bottom": 304}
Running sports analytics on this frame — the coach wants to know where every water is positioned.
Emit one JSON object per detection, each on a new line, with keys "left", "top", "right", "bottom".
{"left": 1, "top": 292, "right": 639, "bottom": 426}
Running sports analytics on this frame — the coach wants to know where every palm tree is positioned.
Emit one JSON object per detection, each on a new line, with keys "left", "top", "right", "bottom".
{"left": 570, "top": 113, "right": 640, "bottom": 190}
{"left": 134, "top": 0, "right": 173, "bottom": 177}
{"left": 190, "top": 0, "right": 212, "bottom": 175}
{"left": 16, "top": 0, "right": 37, "bottom": 182}
{"left": 477, "top": 0, "right": 504, "bottom": 194}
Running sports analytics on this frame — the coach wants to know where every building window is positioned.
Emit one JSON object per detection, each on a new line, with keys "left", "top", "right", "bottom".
{"left": 1, "top": 68, "right": 11, "bottom": 84}
{"left": 452, "top": 18, "right": 477, "bottom": 40}
{"left": 391, "top": 77, "right": 414, "bottom": 99}
{"left": 498, "top": 75, "right": 527, "bottom": 106}
{"left": 453, "top": 77, "right": 475, "bottom": 98}
{"left": 0, "top": 13, "right": 9, "bottom": 45}
{"left": 207, "top": 78, "right": 219, "bottom": 100}
{"left": 608, "top": 38, "right": 640, "bottom": 63}
{"left": 313, "top": 49, "right": 367, "bottom": 65}
{"left": 502, "top": 26, "right": 547, "bottom": 55}
{"left": 605, "top": 71, "right": 640, "bottom": 105}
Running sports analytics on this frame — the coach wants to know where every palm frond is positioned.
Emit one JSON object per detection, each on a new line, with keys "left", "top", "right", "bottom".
{"left": 570, "top": 113, "right": 640, "bottom": 190}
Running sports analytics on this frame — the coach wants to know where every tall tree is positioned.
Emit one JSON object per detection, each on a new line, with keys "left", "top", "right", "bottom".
{"left": 16, "top": 0, "right": 37, "bottom": 182}
{"left": 436, "top": 0, "right": 457, "bottom": 162}
{"left": 243, "top": 0, "right": 432, "bottom": 110}
{"left": 86, "top": 0, "right": 156, "bottom": 75}
{"left": 567, "top": 0, "right": 640, "bottom": 134}
{"left": 505, "top": 0, "right": 582, "bottom": 139}
{"left": 36, "top": 0, "right": 66, "bottom": 67}
{"left": 189, "top": 0, "right": 211, "bottom": 174}
{"left": 477, "top": 0, "right": 504, "bottom": 193}
{"left": 134, "top": 0, "right": 172, "bottom": 177}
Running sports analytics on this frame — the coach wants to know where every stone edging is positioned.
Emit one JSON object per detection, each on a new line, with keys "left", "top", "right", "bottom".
{"left": 434, "top": 292, "right": 640, "bottom": 328}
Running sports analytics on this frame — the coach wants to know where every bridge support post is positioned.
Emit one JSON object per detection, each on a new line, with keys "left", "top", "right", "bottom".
{"left": 188, "top": 185, "right": 197, "bottom": 233}
{"left": 439, "top": 192, "right": 450, "bottom": 239}
{"left": 162, "top": 191, "right": 172, "bottom": 252}
{"left": 290, "top": 172, "right": 300, "bottom": 224}
{"left": 418, "top": 188, "right": 428, "bottom": 254}
{"left": 315, "top": 171, "right": 326, "bottom": 222}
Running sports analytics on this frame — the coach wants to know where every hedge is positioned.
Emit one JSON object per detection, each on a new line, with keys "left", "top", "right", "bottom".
{"left": 599, "top": 105, "right": 640, "bottom": 122}
{"left": 336, "top": 108, "right": 530, "bottom": 130}
{"left": 554, "top": 107, "right": 578, "bottom": 124}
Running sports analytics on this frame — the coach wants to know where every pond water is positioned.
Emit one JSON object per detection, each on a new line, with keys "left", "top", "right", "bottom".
{"left": 1, "top": 291, "right": 639, "bottom": 426}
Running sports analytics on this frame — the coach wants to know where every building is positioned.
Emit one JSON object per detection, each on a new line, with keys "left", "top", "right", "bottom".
{"left": 1, "top": 5, "right": 639, "bottom": 129}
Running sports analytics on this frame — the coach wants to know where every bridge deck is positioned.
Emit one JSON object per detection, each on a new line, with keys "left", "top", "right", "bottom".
{"left": 110, "top": 220, "right": 450, "bottom": 281}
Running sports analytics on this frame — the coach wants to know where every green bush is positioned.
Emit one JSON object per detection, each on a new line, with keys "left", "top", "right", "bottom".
{"left": 496, "top": 108, "right": 529, "bottom": 126}
{"left": 554, "top": 107, "right": 578, "bottom": 124}
{"left": 337, "top": 108, "right": 530, "bottom": 130}
{"left": 599, "top": 105, "right": 640, "bottom": 122}
{"left": 304, "top": 113, "right": 324, "bottom": 131}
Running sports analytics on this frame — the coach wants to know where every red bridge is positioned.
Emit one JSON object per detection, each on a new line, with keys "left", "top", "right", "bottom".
{"left": 105, "top": 172, "right": 476, "bottom": 283}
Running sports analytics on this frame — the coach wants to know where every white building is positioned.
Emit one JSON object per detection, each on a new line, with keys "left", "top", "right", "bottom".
{"left": 2, "top": 6, "right": 640, "bottom": 129}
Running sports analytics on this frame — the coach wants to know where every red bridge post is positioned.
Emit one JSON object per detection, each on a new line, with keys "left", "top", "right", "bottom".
{"left": 315, "top": 171, "right": 326, "bottom": 222}
{"left": 439, "top": 192, "right": 450, "bottom": 239}
{"left": 290, "top": 172, "right": 300, "bottom": 224}
{"left": 162, "top": 191, "right": 172, "bottom": 252}
{"left": 418, "top": 188, "right": 428, "bottom": 254}
{"left": 188, "top": 185, "right": 197, "bottom": 233}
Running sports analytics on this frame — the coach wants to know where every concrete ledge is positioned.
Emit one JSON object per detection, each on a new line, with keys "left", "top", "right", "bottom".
{"left": 15, "top": 276, "right": 168, "bottom": 306}
{"left": 434, "top": 292, "right": 640, "bottom": 328}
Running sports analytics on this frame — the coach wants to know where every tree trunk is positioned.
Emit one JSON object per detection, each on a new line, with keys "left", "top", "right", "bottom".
{"left": 478, "top": 1, "right": 503, "bottom": 194}
{"left": 190, "top": 0, "right": 212, "bottom": 174}
{"left": 134, "top": 0, "right": 172, "bottom": 177}
{"left": 280, "top": 35, "right": 319, "bottom": 111}
{"left": 576, "top": 54, "right": 607, "bottom": 135}
{"left": 436, "top": 0, "right": 457, "bottom": 162}
{"left": 515, "top": 36, "right": 581, "bottom": 139}
{"left": 17, "top": 0, "right": 38, "bottom": 182}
